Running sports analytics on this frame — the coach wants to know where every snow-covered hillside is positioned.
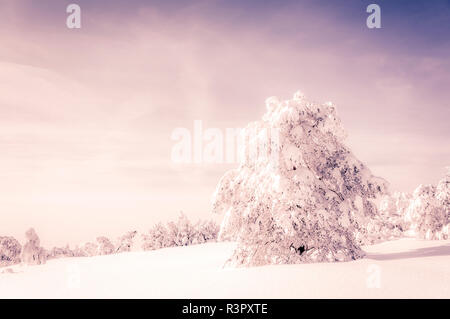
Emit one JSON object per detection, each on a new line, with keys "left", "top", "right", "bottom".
{"left": 1, "top": 238, "right": 449, "bottom": 298}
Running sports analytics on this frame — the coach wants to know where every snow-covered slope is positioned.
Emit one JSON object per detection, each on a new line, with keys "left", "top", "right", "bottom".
{"left": 1, "top": 239, "right": 449, "bottom": 298}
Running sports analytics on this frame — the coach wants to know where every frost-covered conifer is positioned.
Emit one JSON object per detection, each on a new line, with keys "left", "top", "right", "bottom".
{"left": 212, "top": 91, "right": 388, "bottom": 266}
{"left": 21, "top": 228, "right": 47, "bottom": 265}
{"left": 0, "top": 236, "right": 22, "bottom": 267}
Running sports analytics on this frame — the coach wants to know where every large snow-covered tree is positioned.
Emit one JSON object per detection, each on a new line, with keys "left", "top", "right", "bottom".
{"left": 0, "top": 236, "right": 22, "bottom": 267}
{"left": 21, "top": 228, "right": 47, "bottom": 265}
{"left": 212, "top": 91, "right": 388, "bottom": 266}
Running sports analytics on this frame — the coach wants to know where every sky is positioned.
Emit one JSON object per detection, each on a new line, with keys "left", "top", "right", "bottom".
{"left": 0, "top": 0, "right": 449, "bottom": 247}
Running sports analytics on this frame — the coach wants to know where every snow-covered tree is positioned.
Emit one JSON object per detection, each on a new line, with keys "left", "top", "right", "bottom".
{"left": 142, "top": 223, "right": 171, "bottom": 251}
{"left": 21, "top": 228, "right": 47, "bottom": 265}
{"left": 212, "top": 91, "right": 389, "bottom": 266}
{"left": 116, "top": 231, "right": 137, "bottom": 253}
{"left": 72, "top": 245, "right": 88, "bottom": 257}
{"left": 0, "top": 236, "right": 22, "bottom": 267}
{"left": 405, "top": 169, "right": 449, "bottom": 240}
{"left": 377, "top": 192, "right": 411, "bottom": 239}
{"left": 436, "top": 167, "right": 449, "bottom": 219}
{"left": 47, "top": 244, "right": 75, "bottom": 260}
{"left": 377, "top": 168, "right": 449, "bottom": 240}
{"left": 96, "top": 236, "right": 115, "bottom": 255}
{"left": 81, "top": 242, "right": 97, "bottom": 257}
{"left": 141, "top": 216, "right": 219, "bottom": 250}
{"left": 167, "top": 213, "right": 197, "bottom": 246}
{"left": 194, "top": 220, "right": 219, "bottom": 244}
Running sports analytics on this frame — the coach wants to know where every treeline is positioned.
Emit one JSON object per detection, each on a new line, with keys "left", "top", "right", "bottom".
{"left": 0, "top": 213, "right": 219, "bottom": 268}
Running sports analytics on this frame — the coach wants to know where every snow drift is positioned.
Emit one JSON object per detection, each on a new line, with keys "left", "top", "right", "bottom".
{"left": 1, "top": 239, "right": 449, "bottom": 298}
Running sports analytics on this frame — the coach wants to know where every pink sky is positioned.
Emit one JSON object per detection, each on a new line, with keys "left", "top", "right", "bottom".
{"left": 0, "top": 1, "right": 448, "bottom": 247}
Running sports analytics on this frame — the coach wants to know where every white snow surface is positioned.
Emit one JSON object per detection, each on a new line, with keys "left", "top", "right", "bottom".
{"left": 1, "top": 238, "right": 449, "bottom": 298}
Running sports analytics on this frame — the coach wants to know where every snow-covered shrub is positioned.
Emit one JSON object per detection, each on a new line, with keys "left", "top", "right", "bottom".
{"left": 115, "top": 231, "right": 137, "bottom": 253}
{"left": 96, "top": 236, "right": 115, "bottom": 255}
{"left": 0, "top": 236, "right": 22, "bottom": 267}
{"left": 21, "top": 228, "right": 47, "bottom": 265}
{"left": 212, "top": 91, "right": 389, "bottom": 266}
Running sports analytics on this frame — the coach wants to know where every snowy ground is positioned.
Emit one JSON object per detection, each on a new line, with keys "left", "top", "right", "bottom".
{"left": 1, "top": 238, "right": 449, "bottom": 298}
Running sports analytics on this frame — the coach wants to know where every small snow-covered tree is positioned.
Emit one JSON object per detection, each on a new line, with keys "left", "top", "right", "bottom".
{"left": 96, "top": 236, "right": 115, "bottom": 255}
{"left": 82, "top": 242, "right": 98, "bottom": 256}
{"left": 376, "top": 168, "right": 448, "bottom": 240}
{"left": 0, "top": 236, "right": 22, "bottom": 267}
{"left": 194, "top": 220, "right": 219, "bottom": 244}
{"left": 141, "top": 216, "right": 219, "bottom": 250}
{"left": 436, "top": 167, "right": 449, "bottom": 228}
{"left": 377, "top": 192, "right": 411, "bottom": 239}
{"left": 21, "top": 228, "right": 47, "bottom": 265}
{"left": 142, "top": 223, "right": 171, "bottom": 251}
{"left": 405, "top": 169, "right": 449, "bottom": 240}
{"left": 212, "top": 91, "right": 388, "bottom": 266}
{"left": 47, "top": 244, "right": 74, "bottom": 260}
{"left": 72, "top": 245, "right": 88, "bottom": 257}
{"left": 167, "top": 213, "right": 197, "bottom": 246}
{"left": 116, "top": 231, "right": 137, "bottom": 253}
